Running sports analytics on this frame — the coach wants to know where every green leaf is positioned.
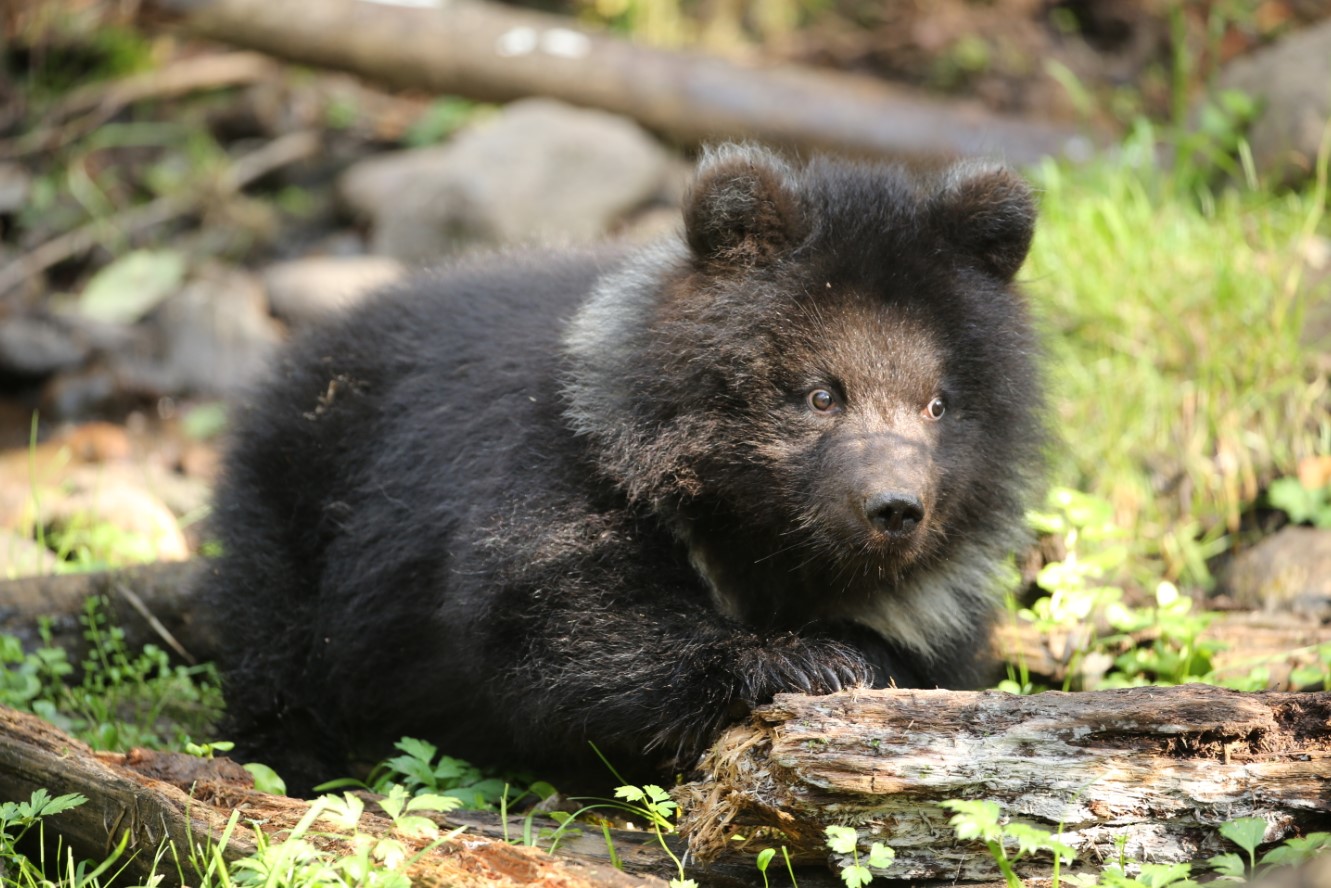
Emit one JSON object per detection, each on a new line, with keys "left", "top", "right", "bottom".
{"left": 319, "top": 793, "right": 365, "bottom": 832}
{"left": 1134, "top": 862, "right": 1196, "bottom": 887}
{"left": 866, "top": 842, "right": 895, "bottom": 869}
{"left": 78, "top": 249, "right": 186, "bottom": 324}
{"left": 243, "top": 762, "right": 287, "bottom": 796}
{"left": 378, "top": 784, "right": 411, "bottom": 820}
{"left": 394, "top": 736, "right": 438, "bottom": 763}
{"left": 24, "top": 789, "right": 87, "bottom": 819}
{"left": 374, "top": 836, "right": 409, "bottom": 868}
{"left": 408, "top": 793, "right": 463, "bottom": 814}
{"left": 1259, "top": 833, "right": 1331, "bottom": 867}
{"left": 825, "top": 825, "right": 859, "bottom": 855}
{"left": 1218, "top": 817, "right": 1267, "bottom": 856}
{"left": 756, "top": 848, "right": 777, "bottom": 873}
{"left": 1268, "top": 478, "right": 1320, "bottom": 525}
{"left": 392, "top": 813, "right": 440, "bottom": 839}
{"left": 839, "top": 863, "right": 873, "bottom": 888}
{"left": 615, "top": 785, "right": 646, "bottom": 803}
{"left": 1207, "top": 852, "right": 1246, "bottom": 878}
{"left": 940, "top": 799, "right": 1003, "bottom": 843}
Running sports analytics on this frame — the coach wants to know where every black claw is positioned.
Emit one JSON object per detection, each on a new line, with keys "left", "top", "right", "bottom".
{"left": 821, "top": 665, "right": 844, "bottom": 692}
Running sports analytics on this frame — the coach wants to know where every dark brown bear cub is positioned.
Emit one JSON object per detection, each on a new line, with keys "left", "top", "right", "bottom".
{"left": 200, "top": 145, "right": 1045, "bottom": 795}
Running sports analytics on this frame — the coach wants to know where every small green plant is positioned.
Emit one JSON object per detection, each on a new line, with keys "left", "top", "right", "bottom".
{"left": 0, "top": 790, "right": 93, "bottom": 885}
{"left": 223, "top": 789, "right": 463, "bottom": 888}
{"left": 824, "top": 825, "right": 895, "bottom": 888}
{"left": 1209, "top": 816, "right": 1267, "bottom": 881}
{"left": 319, "top": 736, "right": 516, "bottom": 810}
{"left": 1290, "top": 644, "right": 1331, "bottom": 690}
{"left": 403, "top": 98, "right": 485, "bottom": 147}
{"left": 184, "top": 739, "right": 234, "bottom": 759}
{"left": 1207, "top": 816, "right": 1331, "bottom": 883}
{"left": 940, "top": 799, "right": 1075, "bottom": 888}
{"left": 1267, "top": 476, "right": 1331, "bottom": 527}
{"left": 0, "top": 597, "right": 221, "bottom": 751}
{"left": 1098, "top": 581, "right": 1220, "bottom": 688}
{"left": 1005, "top": 487, "right": 1130, "bottom": 693}
{"left": 612, "top": 784, "right": 695, "bottom": 888}
{"left": 1008, "top": 487, "right": 1319, "bottom": 692}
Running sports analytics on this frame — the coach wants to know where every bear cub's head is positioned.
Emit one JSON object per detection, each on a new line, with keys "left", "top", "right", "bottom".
{"left": 566, "top": 144, "right": 1044, "bottom": 625}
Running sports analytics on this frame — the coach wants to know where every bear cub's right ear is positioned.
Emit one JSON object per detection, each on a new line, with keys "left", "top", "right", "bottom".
{"left": 683, "top": 145, "right": 808, "bottom": 271}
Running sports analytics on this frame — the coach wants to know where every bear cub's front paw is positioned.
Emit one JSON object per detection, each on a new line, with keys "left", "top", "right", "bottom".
{"left": 737, "top": 636, "right": 873, "bottom": 707}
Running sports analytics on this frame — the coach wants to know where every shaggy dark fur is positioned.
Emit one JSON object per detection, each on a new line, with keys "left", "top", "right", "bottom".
{"left": 199, "top": 145, "right": 1045, "bottom": 795}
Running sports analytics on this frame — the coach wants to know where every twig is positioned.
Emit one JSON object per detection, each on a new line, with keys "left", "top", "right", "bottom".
{"left": 113, "top": 581, "right": 197, "bottom": 665}
{"left": 0, "top": 52, "right": 279, "bottom": 160}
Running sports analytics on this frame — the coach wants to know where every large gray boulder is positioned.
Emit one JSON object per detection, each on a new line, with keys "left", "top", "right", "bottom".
{"left": 1216, "top": 20, "right": 1331, "bottom": 186}
{"left": 339, "top": 99, "right": 671, "bottom": 261}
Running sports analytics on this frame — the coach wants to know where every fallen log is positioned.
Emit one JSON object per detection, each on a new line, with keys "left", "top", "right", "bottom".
{"left": 0, "top": 560, "right": 214, "bottom": 664}
{"left": 995, "top": 611, "right": 1331, "bottom": 691}
{"left": 679, "top": 685, "right": 1331, "bottom": 882}
{"left": 139, "top": 0, "right": 1094, "bottom": 166}
{"left": 0, "top": 704, "right": 662, "bottom": 888}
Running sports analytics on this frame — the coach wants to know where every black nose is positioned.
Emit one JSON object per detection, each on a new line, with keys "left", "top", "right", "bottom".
{"left": 865, "top": 493, "right": 924, "bottom": 536}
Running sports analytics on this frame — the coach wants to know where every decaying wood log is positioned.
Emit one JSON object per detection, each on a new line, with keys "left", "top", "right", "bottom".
{"left": 0, "top": 560, "right": 216, "bottom": 664}
{"left": 679, "top": 685, "right": 1331, "bottom": 882}
{"left": 0, "top": 705, "right": 662, "bottom": 888}
{"left": 139, "top": 0, "right": 1093, "bottom": 166}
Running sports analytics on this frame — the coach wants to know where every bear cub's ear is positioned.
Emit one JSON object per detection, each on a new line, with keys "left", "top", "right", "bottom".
{"left": 932, "top": 163, "right": 1036, "bottom": 282}
{"left": 684, "top": 145, "right": 808, "bottom": 271}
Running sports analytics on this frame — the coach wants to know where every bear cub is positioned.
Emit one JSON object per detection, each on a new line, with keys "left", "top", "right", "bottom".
{"left": 200, "top": 145, "right": 1045, "bottom": 795}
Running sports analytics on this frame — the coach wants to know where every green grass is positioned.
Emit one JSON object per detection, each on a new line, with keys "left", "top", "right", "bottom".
{"left": 1026, "top": 124, "right": 1330, "bottom": 583}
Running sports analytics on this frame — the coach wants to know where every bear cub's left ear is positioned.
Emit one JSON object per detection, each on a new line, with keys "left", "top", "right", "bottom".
{"left": 931, "top": 163, "right": 1036, "bottom": 282}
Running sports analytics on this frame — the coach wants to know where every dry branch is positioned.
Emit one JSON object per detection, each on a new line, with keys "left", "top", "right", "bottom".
{"left": 0, "top": 130, "right": 318, "bottom": 297}
{"left": 140, "top": 0, "right": 1093, "bottom": 166}
{"left": 680, "top": 685, "right": 1331, "bottom": 882}
{"left": 995, "top": 612, "right": 1331, "bottom": 690}
{"left": 0, "top": 52, "right": 280, "bottom": 160}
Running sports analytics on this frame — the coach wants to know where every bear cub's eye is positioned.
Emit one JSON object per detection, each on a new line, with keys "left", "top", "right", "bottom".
{"left": 924, "top": 396, "right": 947, "bottom": 420}
{"left": 807, "top": 388, "right": 841, "bottom": 413}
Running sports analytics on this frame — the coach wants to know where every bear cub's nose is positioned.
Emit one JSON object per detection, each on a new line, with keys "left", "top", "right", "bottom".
{"left": 865, "top": 492, "right": 925, "bottom": 535}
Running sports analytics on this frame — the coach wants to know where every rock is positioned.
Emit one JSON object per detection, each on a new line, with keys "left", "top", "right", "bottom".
{"left": 339, "top": 98, "right": 670, "bottom": 261}
{"left": 39, "top": 363, "right": 122, "bottom": 421}
{"left": 119, "top": 264, "right": 285, "bottom": 398}
{"left": 137, "top": 463, "right": 211, "bottom": 521}
{"left": 22, "top": 470, "right": 189, "bottom": 564}
{"left": 0, "top": 314, "right": 90, "bottom": 379}
{"left": 261, "top": 255, "right": 405, "bottom": 325}
{"left": 1221, "top": 526, "right": 1331, "bottom": 619}
{"left": 1215, "top": 20, "right": 1331, "bottom": 186}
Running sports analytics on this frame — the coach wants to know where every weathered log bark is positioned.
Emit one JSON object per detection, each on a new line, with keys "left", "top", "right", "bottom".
{"left": 139, "top": 0, "right": 1094, "bottom": 166}
{"left": 679, "top": 685, "right": 1331, "bottom": 882}
{"left": 0, "top": 705, "right": 662, "bottom": 888}
{"left": 3, "top": 682, "right": 1330, "bottom": 885}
